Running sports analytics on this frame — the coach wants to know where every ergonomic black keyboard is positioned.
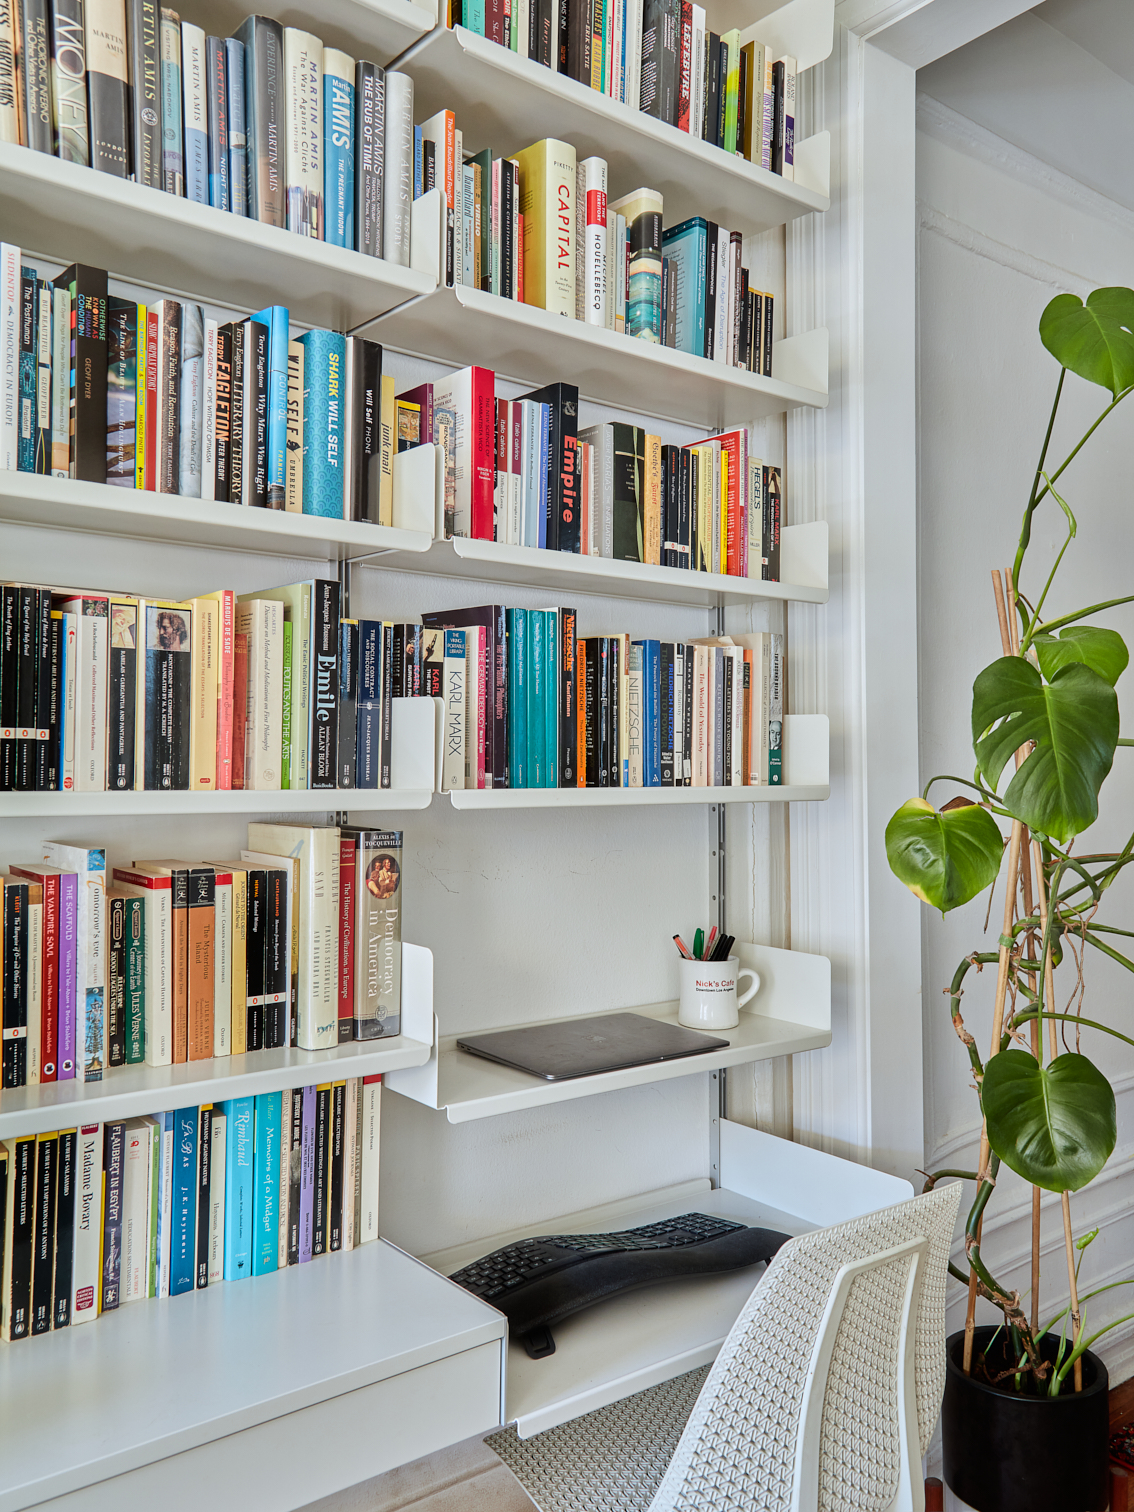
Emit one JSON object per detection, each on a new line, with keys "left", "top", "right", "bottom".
{"left": 449, "top": 1212, "right": 789, "bottom": 1358}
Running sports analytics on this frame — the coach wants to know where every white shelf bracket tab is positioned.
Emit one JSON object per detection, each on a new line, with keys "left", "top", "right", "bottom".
{"left": 772, "top": 327, "right": 829, "bottom": 397}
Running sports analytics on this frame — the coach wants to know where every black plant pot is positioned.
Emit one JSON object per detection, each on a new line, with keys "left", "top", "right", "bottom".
{"left": 942, "top": 1325, "right": 1110, "bottom": 1512}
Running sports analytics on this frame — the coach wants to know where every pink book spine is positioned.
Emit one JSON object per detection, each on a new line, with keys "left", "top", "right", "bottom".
{"left": 471, "top": 366, "right": 497, "bottom": 542}
{"left": 495, "top": 397, "right": 508, "bottom": 541}
{"left": 215, "top": 589, "right": 235, "bottom": 790}
{"left": 478, "top": 628, "right": 487, "bottom": 789}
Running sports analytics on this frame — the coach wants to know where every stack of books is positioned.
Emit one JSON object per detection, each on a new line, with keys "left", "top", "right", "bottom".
{"left": 0, "top": 249, "right": 398, "bottom": 519}
{"left": 0, "top": 5, "right": 417, "bottom": 262}
{"left": 0, "top": 1077, "right": 383, "bottom": 1340}
{"left": 410, "top": 131, "right": 773, "bottom": 371}
{"left": 447, "top": 0, "right": 797, "bottom": 183}
{"left": 0, "top": 826, "right": 403, "bottom": 1088}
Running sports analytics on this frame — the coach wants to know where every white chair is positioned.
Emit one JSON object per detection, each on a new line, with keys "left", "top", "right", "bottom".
{"left": 488, "top": 1183, "right": 962, "bottom": 1512}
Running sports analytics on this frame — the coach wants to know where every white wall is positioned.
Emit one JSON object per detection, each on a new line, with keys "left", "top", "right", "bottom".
{"left": 916, "top": 78, "right": 1134, "bottom": 1374}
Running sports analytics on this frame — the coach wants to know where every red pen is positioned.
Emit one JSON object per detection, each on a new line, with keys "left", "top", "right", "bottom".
{"left": 704, "top": 925, "right": 718, "bottom": 960}
{"left": 673, "top": 934, "right": 694, "bottom": 960}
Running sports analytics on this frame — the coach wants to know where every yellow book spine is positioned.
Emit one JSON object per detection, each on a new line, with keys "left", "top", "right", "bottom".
{"left": 644, "top": 434, "right": 662, "bottom": 565}
{"left": 378, "top": 373, "right": 395, "bottom": 526}
{"left": 515, "top": 138, "right": 576, "bottom": 318}
{"left": 136, "top": 304, "right": 147, "bottom": 489}
{"left": 720, "top": 450, "right": 729, "bottom": 575}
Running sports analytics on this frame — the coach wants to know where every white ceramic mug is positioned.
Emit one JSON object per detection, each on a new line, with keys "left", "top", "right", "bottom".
{"left": 678, "top": 956, "right": 760, "bottom": 1030}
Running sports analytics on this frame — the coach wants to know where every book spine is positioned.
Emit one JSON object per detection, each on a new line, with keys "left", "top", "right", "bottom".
{"left": 353, "top": 830, "right": 401, "bottom": 1039}
{"left": 194, "top": 1108, "right": 210, "bottom": 1286}
{"left": 338, "top": 834, "right": 355, "bottom": 1043}
{"left": 50, "top": 0, "right": 89, "bottom": 163}
{"left": 85, "top": 0, "right": 129, "bottom": 174}
{"left": 208, "top": 1110, "right": 225, "bottom": 1282}
{"left": 53, "top": 1128, "right": 76, "bottom": 1325}
{"left": 31, "top": 1132, "right": 56, "bottom": 1332}
{"left": 107, "top": 894, "right": 125, "bottom": 1066}
{"left": 181, "top": 22, "right": 207, "bottom": 203}
{"left": 354, "top": 60, "right": 384, "bottom": 258}
{"left": 323, "top": 50, "right": 354, "bottom": 250}
{"left": 284, "top": 28, "right": 322, "bottom": 237}
{"left": 159, "top": 8, "right": 183, "bottom": 192}
{"left": 312, "top": 1083, "right": 330, "bottom": 1254}
{"left": 328, "top": 1081, "right": 344, "bottom": 1249}
{"left": 299, "top": 1082, "right": 314, "bottom": 1261}
{"left": 238, "top": 14, "right": 283, "bottom": 225}
{"left": 381, "top": 70, "right": 412, "bottom": 266}
{"left": 124, "top": 895, "right": 144, "bottom": 1062}
{"left": 262, "top": 868, "right": 286, "bottom": 1048}
{"left": 221, "top": 1097, "right": 253, "bottom": 1279}
{"left": 205, "top": 36, "right": 228, "bottom": 210}
{"left": 168, "top": 1106, "right": 195, "bottom": 1294}
{"left": 298, "top": 329, "right": 346, "bottom": 518}
{"left": 3, "top": 1137, "right": 33, "bottom": 1339}
{"left": 311, "top": 577, "right": 339, "bottom": 788}
{"left": 359, "top": 1076, "right": 380, "bottom": 1242}
{"left": 0, "top": 0, "right": 19, "bottom": 146}
{"left": 285, "top": 338, "right": 303, "bottom": 511}
{"left": 1, "top": 881, "right": 28, "bottom": 1088}
{"left": 100, "top": 1121, "right": 125, "bottom": 1309}
{"left": 225, "top": 36, "right": 247, "bottom": 215}
{"left": 287, "top": 1085, "right": 302, "bottom": 1262}
{"left": 251, "top": 1091, "right": 279, "bottom": 1275}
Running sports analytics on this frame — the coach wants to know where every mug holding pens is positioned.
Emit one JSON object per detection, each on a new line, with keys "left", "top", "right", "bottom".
{"left": 673, "top": 928, "right": 760, "bottom": 1030}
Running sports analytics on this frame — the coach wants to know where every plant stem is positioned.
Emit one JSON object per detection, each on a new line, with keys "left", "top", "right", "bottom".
{"left": 1035, "top": 591, "right": 1134, "bottom": 636}
{"left": 1013, "top": 369, "right": 1065, "bottom": 591}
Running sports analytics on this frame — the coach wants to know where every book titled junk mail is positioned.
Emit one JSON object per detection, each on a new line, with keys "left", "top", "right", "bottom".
{"left": 352, "top": 829, "right": 401, "bottom": 1039}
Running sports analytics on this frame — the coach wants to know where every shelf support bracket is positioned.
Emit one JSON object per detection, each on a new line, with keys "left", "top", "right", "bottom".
{"left": 709, "top": 603, "right": 728, "bottom": 1186}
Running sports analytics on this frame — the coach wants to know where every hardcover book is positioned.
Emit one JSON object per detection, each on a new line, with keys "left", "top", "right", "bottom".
{"left": 236, "top": 14, "right": 284, "bottom": 225}
{"left": 284, "top": 27, "right": 322, "bottom": 237}
{"left": 50, "top": 0, "right": 89, "bottom": 163}
{"left": 159, "top": 8, "right": 184, "bottom": 192}
{"left": 351, "top": 829, "right": 401, "bottom": 1039}
{"left": 85, "top": 0, "right": 129, "bottom": 174}
{"left": 323, "top": 48, "right": 354, "bottom": 249}
{"left": 180, "top": 20, "right": 207, "bottom": 202}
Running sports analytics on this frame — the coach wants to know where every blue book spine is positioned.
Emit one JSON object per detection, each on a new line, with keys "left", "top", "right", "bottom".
{"left": 644, "top": 640, "right": 661, "bottom": 787}
{"left": 661, "top": 220, "right": 707, "bottom": 357}
{"left": 537, "top": 404, "right": 550, "bottom": 550}
{"left": 182, "top": 27, "right": 209, "bottom": 205}
{"left": 251, "top": 305, "right": 289, "bottom": 508}
{"left": 153, "top": 1110, "right": 173, "bottom": 1294}
{"left": 252, "top": 1091, "right": 281, "bottom": 1276}
{"left": 206, "top": 37, "right": 230, "bottom": 211}
{"left": 467, "top": 0, "right": 486, "bottom": 36}
{"left": 509, "top": 609, "right": 526, "bottom": 789}
{"left": 413, "top": 125, "right": 422, "bottom": 200}
{"left": 221, "top": 1097, "right": 254, "bottom": 1280}
{"left": 17, "top": 268, "right": 35, "bottom": 472}
{"left": 528, "top": 609, "right": 545, "bottom": 788}
{"left": 225, "top": 38, "right": 248, "bottom": 216}
{"left": 355, "top": 618, "right": 380, "bottom": 789}
{"left": 323, "top": 68, "right": 355, "bottom": 250}
{"left": 160, "top": 18, "right": 184, "bottom": 195}
{"left": 170, "top": 1106, "right": 198, "bottom": 1296}
{"left": 544, "top": 610, "right": 558, "bottom": 788}
{"left": 298, "top": 329, "right": 347, "bottom": 518}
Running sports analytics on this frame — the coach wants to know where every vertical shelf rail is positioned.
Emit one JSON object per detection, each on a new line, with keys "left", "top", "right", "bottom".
{"left": 710, "top": 602, "right": 728, "bottom": 1186}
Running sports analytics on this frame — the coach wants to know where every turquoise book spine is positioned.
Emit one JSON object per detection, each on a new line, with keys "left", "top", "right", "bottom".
{"left": 466, "top": 0, "right": 486, "bottom": 35}
{"left": 221, "top": 1096, "right": 254, "bottom": 1280}
{"left": 527, "top": 609, "right": 545, "bottom": 788}
{"left": 297, "top": 329, "right": 346, "bottom": 518}
{"left": 508, "top": 608, "right": 526, "bottom": 789}
{"left": 169, "top": 1107, "right": 197, "bottom": 1296}
{"left": 543, "top": 610, "right": 558, "bottom": 788}
{"left": 252, "top": 1091, "right": 281, "bottom": 1276}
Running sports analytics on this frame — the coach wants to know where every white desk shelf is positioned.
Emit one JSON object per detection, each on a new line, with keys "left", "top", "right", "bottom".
{"left": 367, "top": 280, "right": 829, "bottom": 431}
{"left": 0, "top": 141, "right": 434, "bottom": 331}
{"left": 399, "top": 26, "right": 829, "bottom": 239}
{"left": 421, "top": 1120, "right": 910, "bottom": 1438}
{"left": 0, "top": 946, "right": 433, "bottom": 1141}
{"left": 385, "top": 941, "right": 830, "bottom": 1122}
{"left": 0, "top": 1239, "right": 504, "bottom": 1512}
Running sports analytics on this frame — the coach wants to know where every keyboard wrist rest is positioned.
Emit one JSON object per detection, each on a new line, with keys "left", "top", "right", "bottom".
{"left": 502, "top": 1227, "right": 791, "bottom": 1337}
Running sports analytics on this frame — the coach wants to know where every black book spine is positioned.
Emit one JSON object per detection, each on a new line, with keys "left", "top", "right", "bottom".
{"left": 557, "top": 0, "right": 569, "bottom": 70}
{"left": 705, "top": 32, "right": 720, "bottom": 146}
{"left": 597, "top": 637, "right": 609, "bottom": 787}
{"left": 660, "top": 444, "right": 675, "bottom": 568}
{"left": 43, "top": 606, "right": 61, "bottom": 790}
{"left": 53, "top": 1128, "right": 76, "bottom": 1327}
{"left": 338, "top": 618, "right": 358, "bottom": 788}
{"left": 2, "top": 881, "right": 28, "bottom": 1088}
{"left": 30, "top": 1134, "right": 55, "bottom": 1334}
{"left": 287, "top": 1083, "right": 302, "bottom": 1264}
{"left": 312, "top": 1084, "right": 330, "bottom": 1255}
{"left": 328, "top": 1081, "right": 344, "bottom": 1251}
{"left": 678, "top": 448, "right": 691, "bottom": 569}
{"left": 767, "top": 466, "right": 781, "bottom": 581}
{"left": 229, "top": 322, "right": 244, "bottom": 504}
{"left": 763, "top": 292, "right": 774, "bottom": 378}
{"left": 127, "top": 0, "right": 161, "bottom": 186}
{"left": 7, "top": 1137, "right": 34, "bottom": 1338}
{"left": 100, "top": 1122, "right": 125, "bottom": 1310}
{"left": 735, "top": 44, "right": 747, "bottom": 157}
{"left": 0, "top": 585, "right": 16, "bottom": 790}
{"left": 250, "top": 320, "right": 268, "bottom": 509}
{"left": 661, "top": 0, "right": 678, "bottom": 125}
{"left": 406, "top": 623, "right": 421, "bottom": 697}
{"left": 195, "top": 1107, "right": 211, "bottom": 1288}
{"left": 683, "top": 642, "right": 695, "bottom": 784}
{"left": 50, "top": 0, "right": 90, "bottom": 165}
{"left": 640, "top": 0, "right": 664, "bottom": 117}
{"left": 244, "top": 869, "right": 265, "bottom": 1051}
{"left": 32, "top": 588, "right": 50, "bottom": 790}
{"left": 391, "top": 622, "right": 405, "bottom": 699}
{"left": 15, "top": 585, "right": 36, "bottom": 792}
{"left": 772, "top": 58, "right": 785, "bottom": 175}
{"left": 659, "top": 641, "right": 674, "bottom": 784}
{"left": 86, "top": 0, "right": 130, "bottom": 176}
{"left": 704, "top": 223, "right": 717, "bottom": 360}
{"left": 354, "top": 62, "right": 385, "bottom": 258}
{"left": 608, "top": 636, "right": 620, "bottom": 787}
{"left": 311, "top": 578, "right": 339, "bottom": 789}
{"left": 379, "top": 620, "right": 393, "bottom": 789}
{"left": 536, "top": 0, "right": 552, "bottom": 66}
{"left": 171, "top": 612, "right": 191, "bottom": 790}
{"left": 422, "top": 137, "right": 435, "bottom": 193}
{"left": 500, "top": 157, "right": 514, "bottom": 302}
{"left": 237, "top": 14, "right": 284, "bottom": 226}
{"left": 53, "top": 265, "right": 108, "bottom": 483}
{"left": 567, "top": 0, "right": 590, "bottom": 82}
{"left": 739, "top": 267, "right": 750, "bottom": 369}
{"left": 20, "top": 0, "right": 52, "bottom": 151}
{"left": 107, "top": 893, "right": 125, "bottom": 1066}
{"left": 214, "top": 324, "right": 232, "bottom": 499}
{"left": 558, "top": 608, "right": 575, "bottom": 787}
{"left": 107, "top": 607, "right": 136, "bottom": 791}
{"left": 357, "top": 337, "right": 382, "bottom": 523}
{"left": 263, "top": 867, "right": 286, "bottom": 1048}
{"left": 582, "top": 640, "right": 597, "bottom": 787}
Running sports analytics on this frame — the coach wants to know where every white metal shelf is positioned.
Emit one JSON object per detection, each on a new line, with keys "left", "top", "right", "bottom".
{"left": 399, "top": 26, "right": 829, "bottom": 239}
{"left": 420, "top": 1120, "right": 910, "bottom": 1438}
{"left": 366, "top": 281, "right": 829, "bottom": 431}
{"left": 0, "top": 1238, "right": 503, "bottom": 1512}
{"left": 0, "top": 944, "right": 434, "bottom": 1140}
{"left": 188, "top": 0, "right": 437, "bottom": 67}
{"left": 385, "top": 941, "right": 830, "bottom": 1122}
{"left": 0, "top": 141, "right": 434, "bottom": 331}
{"left": 0, "top": 788, "right": 433, "bottom": 817}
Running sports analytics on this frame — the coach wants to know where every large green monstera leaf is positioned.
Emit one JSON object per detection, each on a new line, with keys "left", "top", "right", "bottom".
{"left": 983, "top": 1049, "right": 1117, "bottom": 1192}
{"left": 1040, "top": 287, "right": 1134, "bottom": 397}
{"left": 1032, "top": 626, "right": 1129, "bottom": 687}
{"left": 972, "top": 657, "right": 1119, "bottom": 842}
{"left": 885, "top": 797, "right": 1003, "bottom": 914}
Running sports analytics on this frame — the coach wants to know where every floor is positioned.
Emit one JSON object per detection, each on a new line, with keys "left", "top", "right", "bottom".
{"left": 300, "top": 1437, "right": 536, "bottom": 1512}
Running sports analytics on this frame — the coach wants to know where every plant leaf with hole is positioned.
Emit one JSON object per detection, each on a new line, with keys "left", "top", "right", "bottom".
{"left": 983, "top": 1050, "right": 1116, "bottom": 1192}
{"left": 1040, "top": 288, "right": 1134, "bottom": 397}
{"left": 1032, "top": 627, "right": 1129, "bottom": 687}
{"left": 885, "top": 797, "right": 1003, "bottom": 913}
{"left": 972, "top": 657, "right": 1119, "bottom": 841}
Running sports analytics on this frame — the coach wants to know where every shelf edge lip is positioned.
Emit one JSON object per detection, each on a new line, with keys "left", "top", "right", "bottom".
{"left": 0, "top": 789, "right": 435, "bottom": 816}
{"left": 446, "top": 786, "right": 830, "bottom": 808}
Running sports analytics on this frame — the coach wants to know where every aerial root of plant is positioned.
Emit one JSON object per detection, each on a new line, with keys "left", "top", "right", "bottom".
{"left": 965, "top": 1237, "right": 1046, "bottom": 1375}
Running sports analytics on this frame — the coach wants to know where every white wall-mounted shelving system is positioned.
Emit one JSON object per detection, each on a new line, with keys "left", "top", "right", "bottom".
{"left": 0, "top": 0, "right": 853, "bottom": 1504}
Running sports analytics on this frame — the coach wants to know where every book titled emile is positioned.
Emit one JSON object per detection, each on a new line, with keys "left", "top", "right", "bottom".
{"left": 0, "top": 1075, "right": 383, "bottom": 1342}
{"left": 0, "top": 1, "right": 416, "bottom": 264}
{"left": 0, "top": 247, "right": 396, "bottom": 520}
{"left": 413, "top": 129, "right": 774, "bottom": 375}
{"left": 0, "top": 826, "right": 402, "bottom": 1090}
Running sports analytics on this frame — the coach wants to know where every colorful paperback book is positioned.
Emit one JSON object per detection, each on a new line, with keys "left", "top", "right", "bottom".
{"left": 250, "top": 306, "right": 289, "bottom": 509}
{"left": 252, "top": 1091, "right": 280, "bottom": 1275}
{"left": 221, "top": 1096, "right": 253, "bottom": 1279}
{"left": 297, "top": 329, "right": 346, "bottom": 518}
{"left": 169, "top": 1105, "right": 196, "bottom": 1294}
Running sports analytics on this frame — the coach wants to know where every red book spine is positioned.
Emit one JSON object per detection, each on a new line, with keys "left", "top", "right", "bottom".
{"left": 721, "top": 433, "right": 740, "bottom": 576}
{"left": 485, "top": 0, "right": 504, "bottom": 45}
{"left": 470, "top": 366, "right": 496, "bottom": 541}
{"left": 337, "top": 836, "right": 355, "bottom": 1043}
{"left": 144, "top": 310, "right": 159, "bottom": 491}
{"left": 214, "top": 589, "right": 234, "bottom": 790}
{"left": 677, "top": 1, "right": 692, "bottom": 132}
{"left": 477, "top": 632, "right": 487, "bottom": 789}
{"left": 232, "top": 632, "right": 248, "bottom": 790}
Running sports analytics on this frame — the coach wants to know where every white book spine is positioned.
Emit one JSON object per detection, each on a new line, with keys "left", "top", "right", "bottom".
{"left": 715, "top": 230, "right": 730, "bottom": 366}
{"left": 442, "top": 632, "right": 466, "bottom": 792}
{"left": 690, "top": 6, "right": 705, "bottom": 136}
{"left": 284, "top": 28, "right": 324, "bottom": 237}
{"left": 453, "top": 126, "right": 463, "bottom": 285}
{"left": 382, "top": 71, "right": 413, "bottom": 267}
{"left": 36, "top": 284, "right": 50, "bottom": 447}
{"left": 51, "top": 289, "right": 70, "bottom": 477}
{"left": 626, "top": 0, "right": 643, "bottom": 110}
{"left": 779, "top": 55, "right": 796, "bottom": 181}
{"left": 359, "top": 1079, "right": 380, "bottom": 1243}
{"left": 157, "top": 1119, "right": 174, "bottom": 1295}
{"left": 179, "top": 303, "right": 204, "bottom": 497}
{"left": 71, "top": 1123, "right": 102, "bottom": 1325}
{"left": 0, "top": 243, "right": 18, "bottom": 470}
{"left": 26, "top": 902, "right": 41, "bottom": 1085}
{"left": 582, "top": 158, "right": 607, "bottom": 328}
{"left": 236, "top": 599, "right": 283, "bottom": 790}
{"left": 213, "top": 876, "right": 231, "bottom": 1055}
{"left": 209, "top": 1111, "right": 226, "bottom": 1284}
{"left": 520, "top": 400, "right": 539, "bottom": 548}
{"left": 115, "top": 880, "right": 173, "bottom": 1066}
{"left": 201, "top": 318, "right": 218, "bottom": 501}
{"left": 509, "top": 401, "right": 522, "bottom": 546}
{"left": 615, "top": 215, "right": 627, "bottom": 333}
{"left": 674, "top": 649, "right": 685, "bottom": 787}
{"left": 181, "top": 23, "right": 208, "bottom": 205}
{"left": 122, "top": 1122, "right": 151, "bottom": 1301}
{"left": 0, "top": 5, "right": 18, "bottom": 145}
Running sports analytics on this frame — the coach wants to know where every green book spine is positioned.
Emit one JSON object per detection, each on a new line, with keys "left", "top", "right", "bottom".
{"left": 281, "top": 619, "right": 293, "bottom": 790}
{"left": 125, "top": 896, "right": 145, "bottom": 1064}
{"left": 723, "top": 30, "right": 741, "bottom": 155}
{"left": 544, "top": 609, "right": 558, "bottom": 788}
{"left": 148, "top": 1116, "right": 161, "bottom": 1294}
{"left": 527, "top": 609, "right": 545, "bottom": 788}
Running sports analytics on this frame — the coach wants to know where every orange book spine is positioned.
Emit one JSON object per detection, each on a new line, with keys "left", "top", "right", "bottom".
{"left": 213, "top": 590, "right": 235, "bottom": 791}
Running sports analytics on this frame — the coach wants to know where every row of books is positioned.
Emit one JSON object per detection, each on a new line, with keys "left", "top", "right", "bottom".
{"left": 413, "top": 131, "right": 773, "bottom": 371}
{"left": 0, "top": 826, "right": 401, "bottom": 1090}
{"left": 0, "top": 252, "right": 398, "bottom": 520}
{"left": 390, "top": 610, "right": 783, "bottom": 791}
{"left": 0, "top": 1078, "right": 382, "bottom": 1340}
{"left": 0, "top": 0, "right": 418, "bottom": 264}
{"left": 449, "top": 0, "right": 797, "bottom": 182}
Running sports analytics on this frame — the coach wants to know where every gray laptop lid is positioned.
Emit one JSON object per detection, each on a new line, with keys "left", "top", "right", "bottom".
{"left": 456, "top": 1011, "right": 730, "bottom": 1082}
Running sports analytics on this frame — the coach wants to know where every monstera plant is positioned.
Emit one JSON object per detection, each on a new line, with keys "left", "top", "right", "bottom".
{"left": 886, "top": 286, "right": 1134, "bottom": 1405}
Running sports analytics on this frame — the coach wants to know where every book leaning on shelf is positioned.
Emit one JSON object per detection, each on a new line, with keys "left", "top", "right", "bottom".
{"left": 0, "top": 1075, "right": 383, "bottom": 1341}
{"left": 0, "top": 824, "right": 403, "bottom": 1088}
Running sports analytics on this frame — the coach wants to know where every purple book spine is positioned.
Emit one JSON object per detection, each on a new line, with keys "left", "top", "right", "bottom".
{"left": 299, "top": 1083, "right": 315, "bottom": 1263}
{"left": 57, "top": 874, "right": 78, "bottom": 1080}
